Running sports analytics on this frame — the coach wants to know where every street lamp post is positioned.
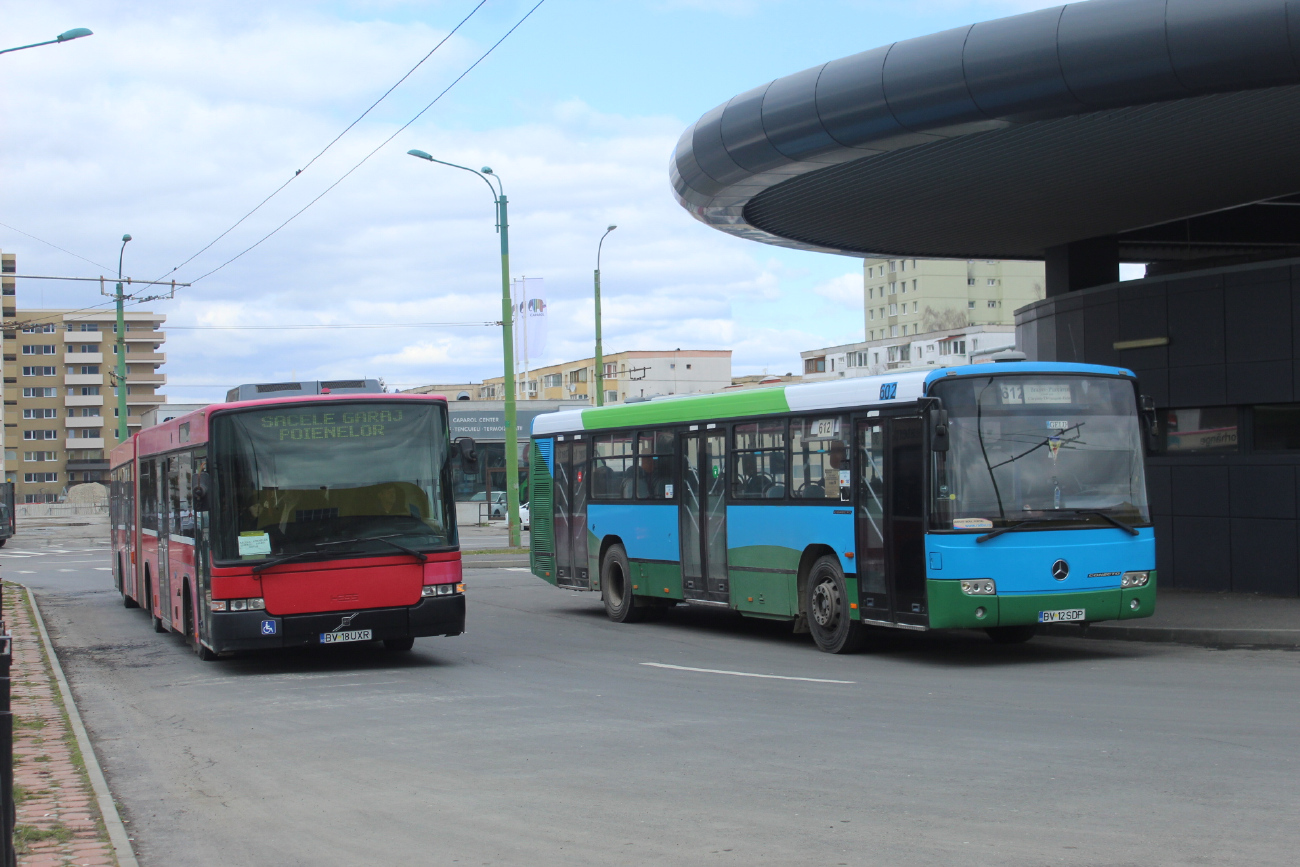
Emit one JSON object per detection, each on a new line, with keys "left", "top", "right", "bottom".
{"left": 594, "top": 226, "right": 616, "bottom": 407}
{"left": 0, "top": 28, "right": 93, "bottom": 56}
{"left": 407, "top": 150, "right": 521, "bottom": 548}
{"left": 115, "top": 235, "right": 132, "bottom": 442}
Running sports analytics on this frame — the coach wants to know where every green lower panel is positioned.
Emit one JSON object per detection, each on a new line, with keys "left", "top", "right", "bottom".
{"left": 997, "top": 588, "right": 1122, "bottom": 626}
{"left": 845, "top": 575, "right": 859, "bottom": 621}
{"left": 729, "top": 544, "right": 800, "bottom": 572}
{"left": 732, "top": 570, "right": 797, "bottom": 618}
{"left": 1119, "top": 572, "right": 1156, "bottom": 619}
{"left": 928, "top": 580, "right": 1146, "bottom": 628}
{"left": 926, "top": 579, "right": 999, "bottom": 629}
{"left": 632, "top": 561, "right": 683, "bottom": 601}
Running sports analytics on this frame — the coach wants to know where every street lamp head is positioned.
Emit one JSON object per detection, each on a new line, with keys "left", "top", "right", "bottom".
{"left": 57, "top": 28, "right": 93, "bottom": 42}
{"left": 607, "top": 225, "right": 617, "bottom": 232}
{"left": 121, "top": 234, "right": 132, "bottom": 243}
{"left": 481, "top": 167, "right": 493, "bottom": 174}
{"left": 407, "top": 149, "right": 434, "bottom": 161}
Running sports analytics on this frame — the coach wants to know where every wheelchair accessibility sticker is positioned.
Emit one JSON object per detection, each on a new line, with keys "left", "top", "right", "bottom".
{"left": 260, "top": 620, "right": 277, "bottom": 636}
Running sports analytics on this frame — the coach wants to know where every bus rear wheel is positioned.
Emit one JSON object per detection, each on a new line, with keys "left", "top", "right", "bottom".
{"left": 985, "top": 625, "right": 1036, "bottom": 644}
{"left": 601, "top": 544, "right": 645, "bottom": 623}
{"left": 806, "top": 555, "right": 866, "bottom": 654}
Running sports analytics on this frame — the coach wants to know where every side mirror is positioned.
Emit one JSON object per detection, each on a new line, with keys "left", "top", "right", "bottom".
{"left": 192, "top": 472, "right": 211, "bottom": 510}
{"left": 1139, "top": 394, "right": 1158, "bottom": 451}
{"left": 930, "top": 409, "right": 950, "bottom": 452}
{"left": 455, "top": 437, "right": 479, "bottom": 474}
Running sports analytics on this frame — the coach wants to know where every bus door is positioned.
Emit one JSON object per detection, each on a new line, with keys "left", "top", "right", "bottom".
{"left": 553, "top": 439, "right": 590, "bottom": 588}
{"left": 156, "top": 456, "right": 173, "bottom": 628}
{"left": 680, "top": 430, "right": 729, "bottom": 604}
{"left": 855, "top": 416, "right": 928, "bottom": 625}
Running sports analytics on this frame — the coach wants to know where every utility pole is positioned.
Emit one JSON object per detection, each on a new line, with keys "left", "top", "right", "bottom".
{"left": 594, "top": 226, "right": 616, "bottom": 407}
{"left": 114, "top": 235, "right": 131, "bottom": 441}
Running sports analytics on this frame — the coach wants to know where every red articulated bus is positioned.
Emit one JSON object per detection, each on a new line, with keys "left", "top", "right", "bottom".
{"left": 109, "top": 390, "right": 466, "bottom": 660}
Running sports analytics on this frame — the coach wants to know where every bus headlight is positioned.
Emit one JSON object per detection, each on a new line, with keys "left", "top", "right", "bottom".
{"left": 422, "top": 584, "right": 463, "bottom": 597}
{"left": 213, "top": 597, "right": 265, "bottom": 612}
{"left": 1121, "top": 571, "right": 1150, "bottom": 588}
{"left": 960, "top": 579, "right": 996, "bottom": 596}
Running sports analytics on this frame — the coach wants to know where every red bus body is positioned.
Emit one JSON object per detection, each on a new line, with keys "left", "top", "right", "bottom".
{"left": 110, "top": 392, "right": 465, "bottom": 657}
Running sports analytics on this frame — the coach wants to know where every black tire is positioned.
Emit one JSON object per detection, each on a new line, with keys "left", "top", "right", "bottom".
{"left": 806, "top": 555, "right": 866, "bottom": 654}
{"left": 196, "top": 642, "right": 219, "bottom": 661}
{"left": 600, "top": 544, "right": 645, "bottom": 623}
{"left": 384, "top": 637, "right": 415, "bottom": 652}
{"left": 0, "top": 538, "right": 8, "bottom": 548}
{"left": 986, "top": 625, "right": 1037, "bottom": 645}
{"left": 120, "top": 554, "right": 139, "bottom": 608}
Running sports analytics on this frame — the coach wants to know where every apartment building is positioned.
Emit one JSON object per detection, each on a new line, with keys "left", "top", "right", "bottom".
{"left": 801, "top": 324, "right": 1017, "bottom": 382}
{"left": 862, "top": 257, "right": 1045, "bottom": 342}
{"left": 479, "top": 350, "right": 732, "bottom": 404}
{"left": 3, "top": 287, "right": 166, "bottom": 501}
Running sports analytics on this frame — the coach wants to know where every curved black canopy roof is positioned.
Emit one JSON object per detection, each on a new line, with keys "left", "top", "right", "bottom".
{"left": 671, "top": 0, "right": 1300, "bottom": 264}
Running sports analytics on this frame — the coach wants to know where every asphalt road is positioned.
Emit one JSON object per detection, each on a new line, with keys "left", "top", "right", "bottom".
{"left": 5, "top": 536, "right": 1300, "bottom": 867}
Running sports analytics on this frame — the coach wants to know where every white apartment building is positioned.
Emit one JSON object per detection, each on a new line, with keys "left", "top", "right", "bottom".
{"left": 481, "top": 350, "right": 732, "bottom": 404}
{"left": 862, "top": 257, "right": 1045, "bottom": 341}
{"left": 802, "top": 324, "right": 1017, "bottom": 381}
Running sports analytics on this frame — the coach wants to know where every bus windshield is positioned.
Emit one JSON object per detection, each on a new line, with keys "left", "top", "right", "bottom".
{"left": 209, "top": 401, "right": 455, "bottom": 563}
{"left": 929, "top": 374, "right": 1149, "bottom": 531}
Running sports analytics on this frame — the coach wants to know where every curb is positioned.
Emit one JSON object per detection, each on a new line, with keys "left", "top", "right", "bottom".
{"left": 1040, "top": 622, "right": 1300, "bottom": 648}
{"left": 22, "top": 585, "right": 140, "bottom": 867}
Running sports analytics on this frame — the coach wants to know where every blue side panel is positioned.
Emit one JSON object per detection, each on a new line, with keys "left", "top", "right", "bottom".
{"left": 926, "top": 527, "right": 1155, "bottom": 593}
{"left": 588, "top": 504, "right": 679, "bottom": 562}
{"left": 536, "top": 437, "right": 554, "bottom": 476}
{"left": 727, "top": 505, "right": 855, "bottom": 573}
{"left": 923, "top": 361, "right": 1136, "bottom": 389}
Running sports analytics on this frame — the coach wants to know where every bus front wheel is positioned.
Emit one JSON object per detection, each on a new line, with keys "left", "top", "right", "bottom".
{"left": 985, "top": 625, "right": 1036, "bottom": 644}
{"left": 806, "top": 555, "right": 866, "bottom": 654}
{"left": 601, "top": 544, "right": 646, "bottom": 624}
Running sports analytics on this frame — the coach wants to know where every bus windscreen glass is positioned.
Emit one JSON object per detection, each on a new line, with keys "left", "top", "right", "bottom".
{"left": 929, "top": 375, "right": 1149, "bottom": 531}
{"left": 210, "top": 402, "right": 455, "bottom": 562}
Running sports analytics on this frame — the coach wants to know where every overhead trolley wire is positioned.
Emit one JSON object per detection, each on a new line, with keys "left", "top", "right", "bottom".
{"left": 156, "top": 0, "right": 489, "bottom": 284}
{"left": 0, "top": 220, "right": 113, "bottom": 271}
{"left": 183, "top": 0, "right": 549, "bottom": 286}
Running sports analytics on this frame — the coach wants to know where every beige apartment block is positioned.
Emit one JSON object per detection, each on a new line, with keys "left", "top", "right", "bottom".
{"left": 4, "top": 287, "right": 166, "bottom": 501}
{"left": 862, "top": 257, "right": 1045, "bottom": 342}
{"left": 480, "top": 349, "right": 732, "bottom": 404}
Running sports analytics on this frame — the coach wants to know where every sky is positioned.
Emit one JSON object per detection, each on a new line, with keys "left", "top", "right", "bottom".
{"left": 1, "top": 0, "right": 1069, "bottom": 402}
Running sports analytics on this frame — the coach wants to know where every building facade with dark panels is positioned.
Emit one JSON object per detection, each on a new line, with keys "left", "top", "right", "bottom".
{"left": 1018, "top": 257, "right": 1300, "bottom": 597}
{"left": 671, "top": 0, "right": 1300, "bottom": 597}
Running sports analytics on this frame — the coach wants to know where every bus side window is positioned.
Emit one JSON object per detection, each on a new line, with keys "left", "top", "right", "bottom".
{"left": 636, "top": 430, "right": 675, "bottom": 500}
{"left": 733, "top": 420, "right": 787, "bottom": 499}
{"left": 139, "top": 460, "right": 156, "bottom": 533}
{"left": 790, "top": 416, "right": 847, "bottom": 500}
{"left": 591, "top": 432, "right": 634, "bottom": 499}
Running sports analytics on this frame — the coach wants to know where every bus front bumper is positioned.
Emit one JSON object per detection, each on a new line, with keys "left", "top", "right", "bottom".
{"left": 204, "top": 594, "right": 466, "bottom": 654}
{"left": 926, "top": 576, "right": 1156, "bottom": 630}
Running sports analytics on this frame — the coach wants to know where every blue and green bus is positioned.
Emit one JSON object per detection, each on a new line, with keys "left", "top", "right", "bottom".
{"left": 528, "top": 362, "right": 1155, "bottom": 652}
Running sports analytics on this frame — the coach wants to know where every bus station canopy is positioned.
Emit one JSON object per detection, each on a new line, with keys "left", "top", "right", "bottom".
{"left": 670, "top": 0, "right": 1300, "bottom": 267}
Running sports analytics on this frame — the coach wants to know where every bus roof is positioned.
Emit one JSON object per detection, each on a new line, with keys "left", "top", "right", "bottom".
{"left": 128, "top": 391, "right": 449, "bottom": 460}
{"left": 532, "top": 361, "right": 1136, "bottom": 435}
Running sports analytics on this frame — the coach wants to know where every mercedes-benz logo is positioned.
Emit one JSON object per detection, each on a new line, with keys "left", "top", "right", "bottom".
{"left": 1051, "top": 559, "right": 1069, "bottom": 581}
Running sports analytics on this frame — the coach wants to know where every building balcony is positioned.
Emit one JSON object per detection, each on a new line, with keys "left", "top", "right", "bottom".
{"left": 126, "top": 393, "right": 166, "bottom": 406}
{"left": 62, "top": 331, "right": 103, "bottom": 343}
{"left": 125, "top": 351, "right": 165, "bottom": 365}
{"left": 128, "top": 372, "right": 166, "bottom": 385}
{"left": 124, "top": 331, "right": 164, "bottom": 343}
{"left": 65, "top": 374, "right": 104, "bottom": 386}
{"left": 65, "top": 395, "right": 104, "bottom": 407}
{"left": 65, "top": 416, "right": 105, "bottom": 428}
{"left": 65, "top": 437, "right": 105, "bottom": 450}
{"left": 65, "top": 459, "right": 109, "bottom": 472}
{"left": 65, "top": 352, "right": 104, "bottom": 364}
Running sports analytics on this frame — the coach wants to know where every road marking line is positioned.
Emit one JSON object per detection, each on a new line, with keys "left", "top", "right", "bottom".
{"left": 14, "top": 570, "right": 34, "bottom": 574}
{"left": 640, "top": 663, "right": 855, "bottom": 684}
{"left": 504, "top": 567, "right": 531, "bottom": 572}
{"left": 58, "top": 569, "right": 75, "bottom": 573}
{"left": 0, "top": 555, "right": 33, "bottom": 559}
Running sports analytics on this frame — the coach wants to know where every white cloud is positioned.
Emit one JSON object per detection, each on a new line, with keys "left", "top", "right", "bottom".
{"left": 811, "top": 272, "right": 864, "bottom": 307}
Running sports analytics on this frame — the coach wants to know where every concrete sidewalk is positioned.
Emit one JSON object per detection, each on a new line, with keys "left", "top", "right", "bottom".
{"left": 1041, "top": 588, "right": 1300, "bottom": 648}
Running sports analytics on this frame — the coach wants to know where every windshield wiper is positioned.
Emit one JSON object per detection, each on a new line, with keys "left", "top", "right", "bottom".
{"left": 252, "top": 550, "right": 335, "bottom": 574}
{"left": 976, "top": 519, "right": 1053, "bottom": 543}
{"left": 317, "top": 535, "right": 429, "bottom": 562}
{"left": 1050, "top": 509, "right": 1140, "bottom": 536}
